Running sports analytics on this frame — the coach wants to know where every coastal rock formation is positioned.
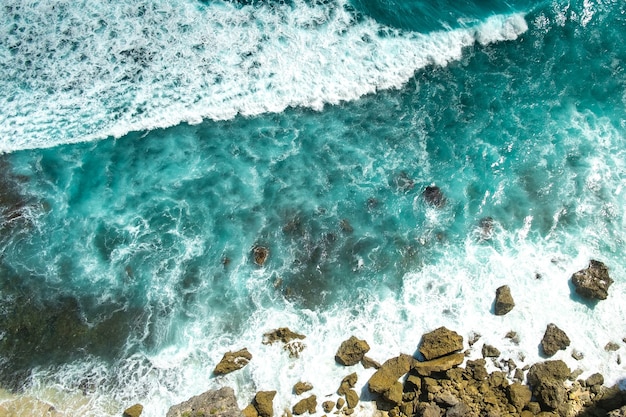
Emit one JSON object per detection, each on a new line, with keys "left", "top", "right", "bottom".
{"left": 571, "top": 260, "right": 614, "bottom": 300}
{"left": 213, "top": 348, "right": 253, "bottom": 375}
{"left": 293, "top": 382, "right": 313, "bottom": 395}
{"left": 166, "top": 387, "right": 243, "bottom": 417}
{"left": 541, "top": 323, "right": 571, "bottom": 357}
{"left": 418, "top": 327, "right": 463, "bottom": 360}
{"left": 494, "top": 285, "right": 515, "bottom": 315}
{"left": 253, "top": 391, "right": 276, "bottom": 417}
{"left": 252, "top": 245, "right": 269, "bottom": 266}
{"left": 292, "top": 395, "right": 316, "bottom": 415}
{"left": 122, "top": 404, "right": 143, "bottom": 417}
{"left": 423, "top": 185, "right": 446, "bottom": 208}
{"left": 335, "top": 336, "right": 370, "bottom": 366}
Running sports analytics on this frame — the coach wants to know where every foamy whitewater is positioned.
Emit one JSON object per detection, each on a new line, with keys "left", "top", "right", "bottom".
{"left": 0, "top": 0, "right": 625, "bottom": 416}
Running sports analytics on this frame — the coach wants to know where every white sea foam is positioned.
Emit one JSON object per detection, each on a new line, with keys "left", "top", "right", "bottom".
{"left": 0, "top": 0, "right": 527, "bottom": 152}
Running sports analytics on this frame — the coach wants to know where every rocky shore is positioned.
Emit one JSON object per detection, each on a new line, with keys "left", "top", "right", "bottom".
{"left": 118, "top": 260, "right": 625, "bottom": 417}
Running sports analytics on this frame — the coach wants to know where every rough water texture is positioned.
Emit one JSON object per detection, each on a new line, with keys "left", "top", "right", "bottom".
{"left": 0, "top": 0, "right": 625, "bottom": 416}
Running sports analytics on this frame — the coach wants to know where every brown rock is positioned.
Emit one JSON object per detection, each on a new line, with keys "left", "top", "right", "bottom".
{"left": 419, "top": 327, "right": 464, "bottom": 360}
{"left": 337, "top": 373, "right": 357, "bottom": 396}
{"left": 541, "top": 324, "right": 570, "bottom": 357}
{"left": 605, "top": 342, "right": 620, "bottom": 352}
{"left": 123, "top": 404, "right": 143, "bottom": 417}
{"left": 368, "top": 354, "right": 415, "bottom": 394}
{"left": 336, "top": 398, "right": 345, "bottom": 410}
{"left": 508, "top": 383, "right": 532, "bottom": 411}
{"left": 344, "top": 389, "right": 359, "bottom": 409}
{"left": 262, "top": 328, "right": 306, "bottom": 345}
{"left": 571, "top": 260, "right": 613, "bottom": 300}
{"left": 445, "top": 401, "right": 474, "bottom": 417}
{"left": 585, "top": 373, "right": 604, "bottom": 387}
{"left": 412, "top": 352, "right": 465, "bottom": 376}
{"left": 253, "top": 246, "right": 269, "bottom": 266}
{"left": 213, "top": 348, "right": 253, "bottom": 375}
{"left": 481, "top": 344, "right": 501, "bottom": 358}
{"left": 321, "top": 401, "right": 335, "bottom": 413}
{"left": 527, "top": 360, "right": 571, "bottom": 388}
{"left": 535, "top": 379, "right": 566, "bottom": 410}
{"left": 494, "top": 285, "right": 515, "bottom": 315}
{"left": 292, "top": 396, "right": 316, "bottom": 415}
{"left": 243, "top": 404, "right": 259, "bottom": 417}
{"left": 361, "top": 356, "right": 381, "bottom": 369}
{"left": 335, "top": 336, "right": 370, "bottom": 366}
{"left": 293, "top": 382, "right": 313, "bottom": 395}
{"left": 384, "top": 381, "right": 404, "bottom": 405}
{"left": 254, "top": 391, "right": 276, "bottom": 417}
{"left": 166, "top": 387, "right": 243, "bottom": 417}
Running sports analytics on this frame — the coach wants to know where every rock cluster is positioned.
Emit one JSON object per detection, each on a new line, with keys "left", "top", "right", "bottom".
{"left": 167, "top": 387, "right": 243, "bottom": 417}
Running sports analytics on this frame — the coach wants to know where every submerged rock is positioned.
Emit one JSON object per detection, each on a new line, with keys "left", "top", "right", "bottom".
{"left": 335, "top": 336, "right": 370, "bottom": 366}
{"left": 252, "top": 245, "right": 269, "bottom": 266}
{"left": 418, "top": 327, "right": 463, "bottom": 360}
{"left": 571, "top": 260, "right": 614, "bottom": 300}
{"left": 263, "top": 328, "right": 306, "bottom": 345}
{"left": 541, "top": 323, "right": 570, "bottom": 357}
{"left": 423, "top": 185, "right": 446, "bottom": 208}
{"left": 213, "top": 348, "right": 253, "bottom": 375}
{"left": 166, "top": 387, "right": 243, "bottom": 417}
{"left": 494, "top": 285, "right": 515, "bottom": 315}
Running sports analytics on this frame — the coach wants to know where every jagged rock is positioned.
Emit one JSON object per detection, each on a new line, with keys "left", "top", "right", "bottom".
{"left": 252, "top": 245, "right": 269, "bottom": 266}
{"left": 445, "top": 401, "right": 474, "bottom": 417}
{"left": 368, "top": 354, "right": 415, "bottom": 394}
{"left": 263, "top": 328, "right": 306, "bottom": 345}
{"left": 536, "top": 379, "right": 566, "bottom": 410}
{"left": 337, "top": 373, "right": 357, "bottom": 395}
{"left": 508, "top": 383, "right": 532, "bottom": 411}
{"left": 527, "top": 360, "right": 571, "bottom": 388}
{"left": 494, "top": 285, "right": 515, "bottom": 315}
{"left": 293, "top": 382, "right": 313, "bottom": 395}
{"left": 254, "top": 391, "right": 276, "bottom": 417}
{"left": 412, "top": 352, "right": 465, "bottom": 376}
{"left": 571, "top": 260, "right": 614, "bottom": 300}
{"left": 123, "top": 404, "right": 143, "bottom": 417}
{"left": 419, "top": 327, "right": 464, "bottom": 360}
{"left": 482, "top": 344, "right": 501, "bottom": 358}
{"left": 541, "top": 324, "right": 570, "bottom": 357}
{"left": 585, "top": 373, "right": 604, "bottom": 387}
{"left": 292, "top": 395, "right": 316, "bottom": 415}
{"left": 423, "top": 185, "right": 446, "bottom": 208}
{"left": 361, "top": 356, "right": 381, "bottom": 369}
{"left": 345, "top": 389, "right": 359, "bottom": 409}
{"left": 434, "top": 391, "right": 459, "bottom": 407}
{"left": 321, "top": 401, "right": 335, "bottom": 413}
{"left": 213, "top": 348, "right": 253, "bottom": 375}
{"left": 166, "top": 387, "right": 243, "bottom": 417}
{"left": 416, "top": 402, "right": 443, "bottom": 417}
{"left": 335, "top": 336, "right": 370, "bottom": 366}
{"left": 336, "top": 398, "right": 345, "bottom": 410}
{"left": 505, "top": 331, "right": 520, "bottom": 345}
{"left": 243, "top": 404, "right": 259, "bottom": 417}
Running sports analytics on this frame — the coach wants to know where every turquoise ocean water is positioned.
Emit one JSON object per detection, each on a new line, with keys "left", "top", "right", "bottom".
{"left": 1, "top": 0, "right": 625, "bottom": 415}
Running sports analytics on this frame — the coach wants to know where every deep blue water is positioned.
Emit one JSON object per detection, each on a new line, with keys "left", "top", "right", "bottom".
{"left": 0, "top": 0, "right": 625, "bottom": 415}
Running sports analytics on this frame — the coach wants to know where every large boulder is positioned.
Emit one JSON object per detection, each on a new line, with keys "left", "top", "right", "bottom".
{"left": 167, "top": 387, "right": 243, "bottom": 417}
{"left": 412, "top": 352, "right": 465, "bottom": 376}
{"left": 508, "top": 383, "right": 532, "bottom": 411}
{"left": 494, "top": 285, "right": 515, "bottom": 315}
{"left": 252, "top": 246, "right": 269, "bottom": 266}
{"left": 335, "top": 336, "right": 370, "bottom": 366}
{"left": 213, "top": 348, "right": 253, "bottom": 375}
{"left": 292, "top": 395, "right": 317, "bottom": 415}
{"left": 123, "top": 404, "right": 143, "bottom": 417}
{"left": 535, "top": 380, "right": 566, "bottom": 410}
{"left": 541, "top": 324, "right": 570, "bottom": 357}
{"left": 571, "top": 260, "right": 614, "bottom": 300}
{"left": 253, "top": 391, "right": 276, "bottom": 417}
{"left": 368, "top": 354, "right": 416, "bottom": 395}
{"left": 419, "top": 327, "right": 464, "bottom": 360}
{"left": 527, "top": 360, "right": 571, "bottom": 388}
